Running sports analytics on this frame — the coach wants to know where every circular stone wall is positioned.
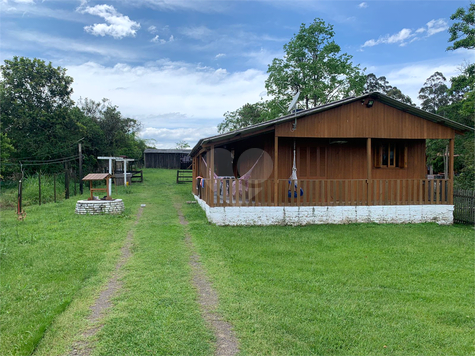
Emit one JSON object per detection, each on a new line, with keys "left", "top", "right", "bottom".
{"left": 75, "top": 199, "right": 125, "bottom": 215}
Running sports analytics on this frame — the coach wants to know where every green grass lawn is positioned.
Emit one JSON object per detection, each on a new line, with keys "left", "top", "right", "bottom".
{"left": 177, "top": 183, "right": 475, "bottom": 355}
{"left": 1, "top": 170, "right": 212, "bottom": 356}
{"left": 1, "top": 169, "right": 473, "bottom": 355}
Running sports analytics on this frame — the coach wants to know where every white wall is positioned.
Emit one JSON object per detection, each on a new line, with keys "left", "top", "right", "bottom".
{"left": 194, "top": 195, "right": 453, "bottom": 225}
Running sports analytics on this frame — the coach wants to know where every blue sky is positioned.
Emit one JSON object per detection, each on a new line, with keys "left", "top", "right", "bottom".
{"left": 1, "top": 0, "right": 473, "bottom": 148}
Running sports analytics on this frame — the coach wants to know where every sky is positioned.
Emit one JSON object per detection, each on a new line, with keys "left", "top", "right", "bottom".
{"left": 1, "top": 0, "right": 473, "bottom": 149}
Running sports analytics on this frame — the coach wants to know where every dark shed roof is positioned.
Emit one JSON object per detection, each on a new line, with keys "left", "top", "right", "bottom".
{"left": 144, "top": 149, "right": 191, "bottom": 154}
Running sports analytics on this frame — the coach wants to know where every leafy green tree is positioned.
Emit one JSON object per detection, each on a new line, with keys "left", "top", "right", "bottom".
{"left": 77, "top": 98, "right": 145, "bottom": 161}
{"left": 418, "top": 72, "right": 450, "bottom": 114}
{"left": 363, "top": 73, "right": 415, "bottom": 106}
{"left": 176, "top": 140, "right": 190, "bottom": 149}
{"left": 266, "top": 18, "right": 366, "bottom": 110}
{"left": 445, "top": 5, "right": 475, "bottom": 188}
{"left": 363, "top": 74, "right": 392, "bottom": 93}
{"left": 218, "top": 102, "right": 266, "bottom": 133}
{"left": 447, "top": 2, "right": 475, "bottom": 51}
{"left": 0, "top": 56, "right": 81, "bottom": 174}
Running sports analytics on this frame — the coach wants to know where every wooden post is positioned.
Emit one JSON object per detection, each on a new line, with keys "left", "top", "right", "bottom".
{"left": 17, "top": 179, "right": 22, "bottom": 215}
{"left": 274, "top": 136, "right": 279, "bottom": 206}
{"left": 38, "top": 172, "right": 41, "bottom": 206}
{"left": 79, "top": 143, "right": 83, "bottom": 195}
{"left": 54, "top": 174, "right": 57, "bottom": 203}
{"left": 209, "top": 145, "right": 215, "bottom": 207}
{"left": 449, "top": 137, "right": 454, "bottom": 205}
{"left": 366, "top": 138, "right": 372, "bottom": 205}
{"left": 65, "top": 163, "right": 70, "bottom": 200}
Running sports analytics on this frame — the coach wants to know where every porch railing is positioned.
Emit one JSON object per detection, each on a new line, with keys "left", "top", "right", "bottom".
{"left": 197, "top": 178, "right": 451, "bottom": 207}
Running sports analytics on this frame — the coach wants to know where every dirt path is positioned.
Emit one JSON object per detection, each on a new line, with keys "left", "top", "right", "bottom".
{"left": 175, "top": 203, "right": 239, "bottom": 356}
{"left": 70, "top": 206, "right": 144, "bottom": 356}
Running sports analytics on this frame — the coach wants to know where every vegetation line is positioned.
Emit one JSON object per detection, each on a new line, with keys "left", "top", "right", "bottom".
{"left": 70, "top": 206, "right": 144, "bottom": 356}
{"left": 175, "top": 203, "right": 239, "bottom": 356}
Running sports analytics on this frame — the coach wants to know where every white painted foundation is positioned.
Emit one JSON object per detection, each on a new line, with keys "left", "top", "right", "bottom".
{"left": 193, "top": 195, "right": 453, "bottom": 226}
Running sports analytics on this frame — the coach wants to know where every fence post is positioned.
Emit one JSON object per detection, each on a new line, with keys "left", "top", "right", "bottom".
{"left": 38, "top": 172, "right": 42, "bottom": 206}
{"left": 79, "top": 143, "right": 83, "bottom": 195}
{"left": 54, "top": 174, "right": 57, "bottom": 203}
{"left": 65, "top": 164, "right": 70, "bottom": 200}
{"left": 17, "top": 179, "right": 23, "bottom": 215}
{"left": 73, "top": 170, "right": 77, "bottom": 196}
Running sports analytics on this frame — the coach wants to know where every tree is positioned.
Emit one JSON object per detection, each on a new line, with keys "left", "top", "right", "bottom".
{"left": 447, "top": 2, "right": 475, "bottom": 51}
{"left": 265, "top": 18, "right": 366, "bottom": 110}
{"left": 363, "top": 73, "right": 392, "bottom": 93}
{"left": 418, "top": 72, "right": 450, "bottom": 114}
{"left": 363, "top": 73, "right": 416, "bottom": 106}
{"left": 176, "top": 140, "right": 190, "bottom": 149}
{"left": 445, "top": 6, "right": 475, "bottom": 188}
{"left": 77, "top": 98, "right": 145, "bottom": 160}
{"left": 0, "top": 56, "right": 79, "bottom": 170}
{"left": 218, "top": 102, "right": 266, "bottom": 133}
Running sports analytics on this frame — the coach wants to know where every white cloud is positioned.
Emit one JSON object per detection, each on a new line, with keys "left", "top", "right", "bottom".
{"left": 150, "top": 34, "right": 174, "bottom": 44}
{"left": 358, "top": 2, "right": 368, "bottom": 8}
{"left": 180, "top": 25, "right": 214, "bottom": 40}
{"left": 66, "top": 60, "right": 268, "bottom": 147}
{"left": 365, "top": 50, "right": 475, "bottom": 105}
{"left": 139, "top": 127, "right": 217, "bottom": 149}
{"left": 363, "top": 18, "right": 449, "bottom": 48}
{"left": 148, "top": 25, "right": 157, "bottom": 33}
{"left": 3, "top": 29, "right": 138, "bottom": 60}
{"left": 124, "top": 0, "right": 228, "bottom": 13}
{"left": 426, "top": 18, "right": 448, "bottom": 36}
{"left": 215, "top": 53, "right": 226, "bottom": 59}
{"left": 80, "top": 4, "right": 140, "bottom": 39}
{"left": 363, "top": 28, "right": 414, "bottom": 47}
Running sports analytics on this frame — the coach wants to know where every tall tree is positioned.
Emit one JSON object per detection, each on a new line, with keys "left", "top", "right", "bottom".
{"left": 418, "top": 72, "right": 450, "bottom": 114}
{"left": 266, "top": 18, "right": 366, "bottom": 110}
{"left": 444, "top": 4, "right": 475, "bottom": 188}
{"left": 363, "top": 74, "right": 392, "bottom": 93}
{"left": 218, "top": 102, "right": 266, "bottom": 133}
{"left": 0, "top": 56, "right": 79, "bottom": 168}
{"left": 363, "top": 73, "right": 416, "bottom": 106}
{"left": 447, "top": 2, "right": 475, "bottom": 51}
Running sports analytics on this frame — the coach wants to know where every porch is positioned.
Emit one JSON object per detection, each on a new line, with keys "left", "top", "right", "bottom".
{"left": 197, "top": 178, "right": 452, "bottom": 207}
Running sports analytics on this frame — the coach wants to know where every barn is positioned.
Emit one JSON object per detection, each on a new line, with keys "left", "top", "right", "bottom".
{"left": 144, "top": 149, "right": 192, "bottom": 169}
{"left": 190, "top": 92, "right": 472, "bottom": 226}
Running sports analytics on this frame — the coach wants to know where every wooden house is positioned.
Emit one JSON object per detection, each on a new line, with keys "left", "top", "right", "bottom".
{"left": 144, "top": 149, "right": 192, "bottom": 169}
{"left": 190, "top": 92, "right": 472, "bottom": 225}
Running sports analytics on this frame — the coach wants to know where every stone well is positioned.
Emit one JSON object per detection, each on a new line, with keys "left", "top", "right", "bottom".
{"left": 75, "top": 199, "right": 125, "bottom": 215}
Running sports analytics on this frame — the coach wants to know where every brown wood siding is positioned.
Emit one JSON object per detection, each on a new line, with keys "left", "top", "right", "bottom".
{"left": 276, "top": 100, "right": 455, "bottom": 139}
{"left": 276, "top": 138, "right": 426, "bottom": 180}
{"left": 214, "top": 132, "right": 275, "bottom": 180}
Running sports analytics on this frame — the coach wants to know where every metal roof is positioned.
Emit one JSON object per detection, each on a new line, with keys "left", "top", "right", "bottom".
{"left": 190, "top": 92, "right": 473, "bottom": 156}
{"left": 82, "top": 173, "right": 111, "bottom": 181}
{"left": 144, "top": 149, "right": 191, "bottom": 154}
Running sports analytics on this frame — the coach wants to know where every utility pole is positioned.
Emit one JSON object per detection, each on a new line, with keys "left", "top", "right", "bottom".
{"left": 79, "top": 143, "right": 83, "bottom": 194}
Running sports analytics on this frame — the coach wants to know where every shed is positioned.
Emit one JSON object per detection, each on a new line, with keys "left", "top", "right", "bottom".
{"left": 144, "top": 149, "right": 192, "bottom": 169}
{"left": 190, "top": 92, "right": 473, "bottom": 226}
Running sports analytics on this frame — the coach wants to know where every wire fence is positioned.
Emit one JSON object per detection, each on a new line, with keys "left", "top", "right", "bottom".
{"left": 454, "top": 189, "right": 475, "bottom": 225}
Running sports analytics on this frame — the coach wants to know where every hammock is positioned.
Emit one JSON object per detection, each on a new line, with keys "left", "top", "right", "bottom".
{"left": 288, "top": 140, "right": 304, "bottom": 198}
{"left": 199, "top": 152, "right": 264, "bottom": 195}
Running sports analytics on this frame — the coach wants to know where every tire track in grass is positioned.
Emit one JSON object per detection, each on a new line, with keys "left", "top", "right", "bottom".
{"left": 69, "top": 206, "right": 144, "bottom": 356}
{"left": 175, "top": 203, "right": 239, "bottom": 356}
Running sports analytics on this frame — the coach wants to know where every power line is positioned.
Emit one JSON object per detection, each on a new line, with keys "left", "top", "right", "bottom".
{"left": 2, "top": 155, "right": 80, "bottom": 167}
